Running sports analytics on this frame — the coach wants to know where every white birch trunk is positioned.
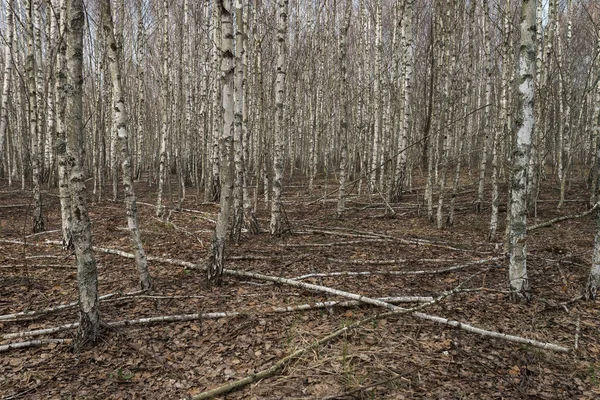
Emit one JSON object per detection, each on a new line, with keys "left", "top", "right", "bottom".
{"left": 270, "top": 0, "right": 288, "bottom": 236}
{"left": 475, "top": 0, "right": 493, "bottom": 213}
{"left": 489, "top": 0, "right": 511, "bottom": 240}
{"left": 369, "top": 0, "right": 382, "bottom": 194}
{"left": 101, "top": 0, "right": 152, "bottom": 290}
{"left": 156, "top": 1, "right": 170, "bottom": 217}
{"left": 509, "top": 0, "right": 535, "bottom": 301}
{"left": 0, "top": 0, "right": 14, "bottom": 171}
{"left": 208, "top": 0, "right": 235, "bottom": 286}
{"left": 231, "top": 0, "right": 245, "bottom": 241}
{"left": 55, "top": 0, "right": 71, "bottom": 249}
{"left": 27, "top": 0, "right": 44, "bottom": 233}
{"left": 66, "top": 0, "right": 100, "bottom": 348}
{"left": 336, "top": 0, "right": 351, "bottom": 217}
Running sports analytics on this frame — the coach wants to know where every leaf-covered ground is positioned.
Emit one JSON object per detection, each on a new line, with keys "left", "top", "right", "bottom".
{"left": 1, "top": 177, "right": 599, "bottom": 399}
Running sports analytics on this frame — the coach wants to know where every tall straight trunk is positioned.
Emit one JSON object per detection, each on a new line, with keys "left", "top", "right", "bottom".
{"left": 27, "top": 0, "right": 44, "bottom": 233}
{"left": 336, "top": 0, "right": 351, "bottom": 217}
{"left": 509, "top": 0, "right": 535, "bottom": 301}
{"left": 135, "top": 0, "right": 145, "bottom": 180}
{"left": 369, "top": 0, "right": 382, "bottom": 193}
{"left": 586, "top": 31, "right": 600, "bottom": 300}
{"left": 242, "top": 1, "right": 259, "bottom": 234}
{"left": 270, "top": 0, "right": 288, "bottom": 235}
{"left": 436, "top": 1, "right": 451, "bottom": 230}
{"left": 391, "top": 0, "right": 414, "bottom": 203}
{"left": 208, "top": 0, "right": 235, "bottom": 286}
{"left": 156, "top": 1, "right": 170, "bottom": 217}
{"left": 67, "top": 0, "right": 100, "bottom": 348}
{"left": 55, "top": 0, "right": 71, "bottom": 249}
{"left": 208, "top": 1, "right": 222, "bottom": 202}
{"left": 0, "top": 0, "right": 14, "bottom": 171}
{"left": 101, "top": 0, "right": 152, "bottom": 290}
{"left": 231, "top": 0, "right": 245, "bottom": 242}
{"left": 489, "top": 0, "right": 511, "bottom": 240}
{"left": 475, "top": 0, "right": 493, "bottom": 213}
{"left": 557, "top": 0, "right": 572, "bottom": 209}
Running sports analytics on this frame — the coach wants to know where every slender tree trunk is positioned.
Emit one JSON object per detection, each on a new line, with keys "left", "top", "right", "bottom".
{"left": 369, "top": 0, "right": 382, "bottom": 193}
{"left": 207, "top": 0, "right": 235, "bottom": 286}
{"left": 490, "top": 0, "right": 511, "bottom": 241}
{"left": 336, "top": 0, "right": 351, "bottom": 217}
{"left": 54, "top": 0, "right": 72, "bottom": 249}
{"left": 509, "top": 0, "right": 535, "bottom": 301}
{"left": 27, "top": 0, "right": 44, "bottom": 233}
{"left": 101, "top": 0, "right": 152, "bottom": 290}
{"left": 0, "top": 0, "right": 14, "bottom": 174}
{"left": 270, "top": 0, "right": 288, "bottom": 236}
{"left": 475, "top": 0, "right": 493, "bottom": 213}
{"left": 66, "top": 0, "right": 100, "bottom": 348}
{"left": 231, "top": 0, "right": 245, "bottom": 242}
{"left": 156, "top": 1, "right": 170, "bottom": 217}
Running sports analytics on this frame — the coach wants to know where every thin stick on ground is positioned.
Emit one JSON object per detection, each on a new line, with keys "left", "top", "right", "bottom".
{"left": 293, "top": 257, "right": 502, "bottom": 280}
{"left": 527, "top": 202, "right": 598, "bottom": 232}
{"left": 0, "top": 290, "right": 145, "bottom": 321}
{"left": 0, "top": 296, "right": 432, "bottom": 341}
{"left": 0, "top": 339, "right": 71, "bottom": 353}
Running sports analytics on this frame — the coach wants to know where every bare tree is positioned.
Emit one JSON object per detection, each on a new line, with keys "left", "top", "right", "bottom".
{"left": 508, "top": 0, "right": 536, "bottom": 301}
{"left": 66, "top": 0, "right": 100, "bottom": 348}
{"left": 270, "top": 0, "right": 288, "bottom": 236}
{"left": 101, "top": 0, "right": 152, "bottom": 290}
{"left": 207, "top": 0, "right": 235, "bottom": 286}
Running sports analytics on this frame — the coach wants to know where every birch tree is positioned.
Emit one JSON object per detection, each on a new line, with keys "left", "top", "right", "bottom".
{"left": 27, "top": 0, "right": 44, "bottom": 233}
{"left": 54, "top": 0, "right": 72, "bottom": 249}
{"left": 0, "top": 0, "right": 13, "bottom": 165}
{"left": 270, "top": 0, "right": 288, "bottom": 236}
{"left": 207, "top": 0, "right": 235, "bottom": 286}
{"left": 156, "top": 0, "right": 170, "bottom": 217}
{"left": 509, "top": 0, "right": 536, "bottom": 301}
{"left": 336, "top": 0, "right": 351, "bottom": 217}
{"left": 66, "top": 0, "right": 101, "bottom": 347}
{"left": 101, "top": 0, "right": 152, "bottom": 290}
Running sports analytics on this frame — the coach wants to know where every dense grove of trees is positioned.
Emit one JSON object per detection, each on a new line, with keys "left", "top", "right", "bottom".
{"left": 1, "top": 0, "right": 600, "bottom": 344}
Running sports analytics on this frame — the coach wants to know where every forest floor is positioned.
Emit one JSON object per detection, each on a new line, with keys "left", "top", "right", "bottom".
{"left": 1, "top": 174, "right": 600, "bottom": 399}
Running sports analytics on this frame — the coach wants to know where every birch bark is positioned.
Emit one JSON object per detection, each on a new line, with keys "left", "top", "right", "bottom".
{"left": 0, "top": 0, "right": 14, "bottom": 174}
{"left": 101, "top": 0, "right": 152, "bottom": 290}
{"left": 156, "top": 1, "right": 169, "bottom": 217}
{"left": 66, "top": 0, "right": 100, "bottom": 348}
{"left": 27, "top": 0, "right": 44, "bottom": 233}
{"left": 509, "top": 0, "right": 535, "bottom": 301}
{"left": 207, "top": 0, "right": 235, "bottom": 286}
{"left": 270, "top": 0, "right": 288, "bottom": 236}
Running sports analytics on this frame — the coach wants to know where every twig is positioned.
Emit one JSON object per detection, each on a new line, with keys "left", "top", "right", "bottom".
{"left": 278, "top": 239, "right": 391, "bottom": 248}
{"left": 293, "top": 257, "right": 502, "bottom": 280}
{"left": 0, "top": 339, "right": 71, "bottom": 353}
{"left": 527, "top": 202, "right": 598, "bottom": 232}
{"left": 0, "top": 290, "right": 144, "bottom": 321}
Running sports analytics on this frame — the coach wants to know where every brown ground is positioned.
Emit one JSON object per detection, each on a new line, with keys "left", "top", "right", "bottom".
{"left": 1, "top": 174, "right": 599, "bottom": 399}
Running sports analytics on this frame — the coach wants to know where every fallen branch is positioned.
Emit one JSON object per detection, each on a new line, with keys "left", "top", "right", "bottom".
{"left": 0, "top": 339, "right": 71, "bottom": 353}
{"left": 221, "top": 269, "right": 569, "bottom": 353}
{"left": 0, "top": 296, "right": 432, "bottom": 341}
{"left": 294, "top": 257, "right": 502, "bottom": 280}
{"left": 40, "top": 243, "right": 570, "bottom": 353}
{"left": 186, "top": 293, "right": 444, "bottom": 400}
{"left": 326, "top": 257, "right": 457, "bottom": 265}
{"left": 0, "top": 290, "right": 144, "bottom": 321}
{"left": 527, "top": 202, "right": 598, "bottom": 232}
{"left": 278, "top": 239, "right": 391, "bottom": 248}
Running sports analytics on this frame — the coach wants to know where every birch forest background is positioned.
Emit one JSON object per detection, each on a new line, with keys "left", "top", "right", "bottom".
{"left": 2, "top": 0, "right": 600, "bottom": 398}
